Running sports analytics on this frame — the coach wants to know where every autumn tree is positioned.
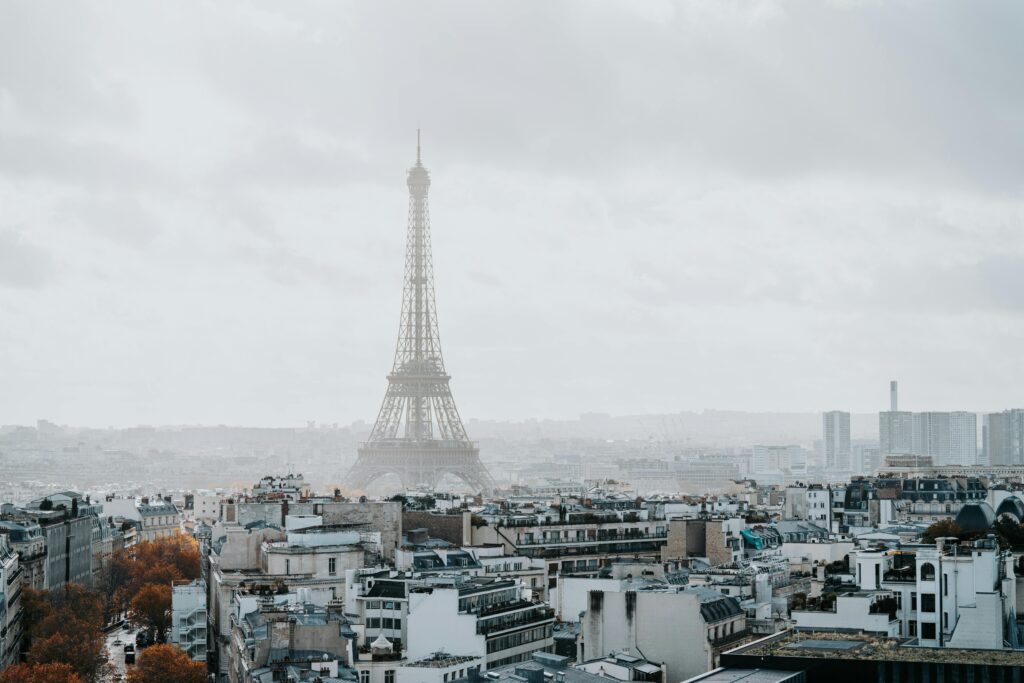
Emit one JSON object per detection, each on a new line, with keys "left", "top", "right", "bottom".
{"left": 96, "top": 549, "right": 134, "bottom": 622}
{"left": 28, "top": 632, "right": 107, "bottom": 683}
{"left": 132, "top": 535, "right": 200, "bottom": 584}
{"left": 922, "top": 519, "right": 963, "bottom": 543}
{"left": 130, "top": 583, "right": 173, "bottom": 642}
{"left": 127, "top": 644, "right": 207, "bottom": 683}
{"left": 19, "top": 587, "right": 51, "bottom": 652}
{"left": 992, "top": 516, "right": 1024, "bottom": 549}
{"left": 42, "top": 583, "right": 104, "bottom": 628}
{"left": 27, "top": 584, "right": 108, "bottom": 683}
{"left": 0, "top": 663, "right": 84, "bottom": 683}
{"left": 115, "top": 534, "right": 201, "bottom": 613}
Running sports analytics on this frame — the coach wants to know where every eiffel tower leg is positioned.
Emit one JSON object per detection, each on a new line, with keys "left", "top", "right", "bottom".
{"left": 345, "top": 453, "right": 386, "bottom": 492}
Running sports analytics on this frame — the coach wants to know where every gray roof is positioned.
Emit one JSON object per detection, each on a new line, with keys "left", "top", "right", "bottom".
{"left": 686, "top": 586, "right": 744, "bottom": 623}
{"left": 955, "top": 502, "right": 996, "bottom": 533}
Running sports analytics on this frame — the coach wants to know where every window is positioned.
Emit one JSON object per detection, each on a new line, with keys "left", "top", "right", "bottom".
{"left": 922, "top": 623, "right": 936, "bottom": 640}
{"left": 385, "top": 671, "right": 395, "bottom": 683}
{"left": 384, "top": 601, "right": 395, "bottom": 610}
{"left": 920, "top": 563, "right": 935, "bottom": 581}
{"left": 368, "top": 601, "right": 380, "bottom": 610}
{"left": 911, "top": 592, "right": 917, "bottom": 610}
{"left": 285, "top": 559, "right": 290, "bottom": 575}
{"left": 360, "top": 672, "right": 370, "bottom": 683}
{"left": 328, "top": 557, "right": 337, "bottom": 575}
{"left": 921, "top": 594, "right": 935, "bottom": 613}
{"left": 943, "top": 575, "right": 948, "bottom": 596}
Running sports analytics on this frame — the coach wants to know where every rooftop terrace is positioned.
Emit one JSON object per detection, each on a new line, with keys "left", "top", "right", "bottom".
{"left": 732, "top": 630, "right": 1024, "bottom": 666}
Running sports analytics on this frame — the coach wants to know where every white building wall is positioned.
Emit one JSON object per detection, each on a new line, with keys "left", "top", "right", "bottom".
{"left": 552, "top": 576, "right": 624, "bottom": 622}
{"left": 792, "top": 594, "right": 899, "bottom": 636}
{"left": 946, "top": 592, "right": 1004, "bottom": 649}
{"left": 262, "top": 544, "right": 363, "bottom": 580}
{"left": 194, "top": 494, "right": 224, "bottom": 523}
{"left": 581, "top": 591, "right": 725, "bottom": 683}
{"left": 396, "top": 659, "right": 483, "bottom": 683}
{"left": 406, "top": 589, "right": 487, "bottom": 663}
{"left": 779, "top": 541, "right": 851, "bottom": 565}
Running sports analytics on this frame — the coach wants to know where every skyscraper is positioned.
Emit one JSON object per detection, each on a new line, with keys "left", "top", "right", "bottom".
{"left": 912, "top": 412, "right": 977, "bottom": 466}
{"left": 983, "top": 409, "right": 1024, "bottom": 466}
{"left": 879, "top": 380, "right": 913, "bottom": 457}
{"left": 823, "top": 411, "right": 851, "bottom": 471}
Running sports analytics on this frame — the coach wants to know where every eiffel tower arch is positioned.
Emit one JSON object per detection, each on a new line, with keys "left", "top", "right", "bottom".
{"left": 346, "top": 134, "right": 494, "bottom": 494}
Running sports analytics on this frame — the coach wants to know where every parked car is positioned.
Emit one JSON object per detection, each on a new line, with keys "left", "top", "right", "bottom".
{"left": 124, "top": 643, "right": 135, "bottom": 665}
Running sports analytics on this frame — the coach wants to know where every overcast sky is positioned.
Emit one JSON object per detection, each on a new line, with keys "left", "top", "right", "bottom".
{"left": 1, "top": 1, "right": 1023, "bottom": 427}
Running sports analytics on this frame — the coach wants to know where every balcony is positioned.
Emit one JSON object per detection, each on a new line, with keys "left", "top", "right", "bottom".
{"left": 882, "top": 569, "right": 916, "bottom": 584}
{"left": 5, "top": 567, "right": 22, "bottom": 586}
{"left": 519, "top": 542, "right": 664, "bottom": 560}
{"left": 711, "top": 629, "right": 750, "bottom": 648}
{"left": 498, "top": 515, "right": 648, "bottom": 528}
{"left": 517, "top": 532, "right": 667, "bottom": 547}
{"left": 476, "top": 605, "right": 554, "bottom": 636}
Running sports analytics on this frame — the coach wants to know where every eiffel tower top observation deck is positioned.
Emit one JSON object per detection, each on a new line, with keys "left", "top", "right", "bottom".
{"left": 345, "top": 134, "right": 494, "bottom": 493}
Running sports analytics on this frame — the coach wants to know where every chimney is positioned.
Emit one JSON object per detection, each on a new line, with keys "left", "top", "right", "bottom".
{"left": 890, "top": 380, "right": 898, "bottom": 412}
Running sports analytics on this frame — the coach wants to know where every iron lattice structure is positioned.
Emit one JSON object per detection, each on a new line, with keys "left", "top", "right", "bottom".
{"left": 346, "top": 137, "right": 494, "bottom": 493}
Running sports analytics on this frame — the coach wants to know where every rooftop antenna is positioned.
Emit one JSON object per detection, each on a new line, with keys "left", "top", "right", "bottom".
{"left": 416, "top": 128, "right": 421, "bottom": 164}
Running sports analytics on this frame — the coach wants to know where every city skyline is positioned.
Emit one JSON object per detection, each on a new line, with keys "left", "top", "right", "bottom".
{"left": 3, "top": 3, "right": 1024, "bottom": 681}
{"left": 2, "top": 2, "right": 1023, "bottom": 427}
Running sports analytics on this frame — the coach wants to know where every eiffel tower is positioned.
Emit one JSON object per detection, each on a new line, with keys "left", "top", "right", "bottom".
{"left": 346, "top": 134, "right": 494, "bottom": 493}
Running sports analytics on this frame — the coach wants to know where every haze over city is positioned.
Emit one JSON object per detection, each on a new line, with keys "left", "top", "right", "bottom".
{"left": 3, "top": 1, "right": 1023, "bottom": 429}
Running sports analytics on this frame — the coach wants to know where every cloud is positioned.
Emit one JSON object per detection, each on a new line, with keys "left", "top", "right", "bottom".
{"left": 1, "top": 0, "right": 1024, "bottom": 425}
{"left": 0, "top": 133, "right": 169, "bottom": 190}
{"left": 58, "top": 196, "right": 162, "bottom": 248}
{"left": 0, "top": 230, "right": 55, "bottom": 289}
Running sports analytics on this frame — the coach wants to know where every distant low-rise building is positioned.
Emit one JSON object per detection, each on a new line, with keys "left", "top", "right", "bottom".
{"left": 138, "top": 497, "right": 181, "bottom": 541}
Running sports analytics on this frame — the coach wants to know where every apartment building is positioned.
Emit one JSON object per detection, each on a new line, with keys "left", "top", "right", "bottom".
{"left": 0, "top": 536, "right": 23, "bottom": 668}
{"left": 794, "top": 537, "right": 1017, "bottom": 650}
{"left": 472, "top": 504, "right": 668, "bottom": 588}
{"left": 406, "top": 576, "right": 555, "bottom": 670}
{"left": 580, "top": 586, "right": 746, "bottom": 682}
{"left": 207, "top": 516, "right": 366, "bottom": 680}
{"left": 171, "top": 578, "right": 208, "bottom": 662}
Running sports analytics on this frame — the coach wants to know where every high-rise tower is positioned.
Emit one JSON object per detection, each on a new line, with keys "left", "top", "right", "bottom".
{"left": 346, "top": 135, "right": 494, "bottom": 492}
{"left": 822, "top": 410, "right": 851, "bottom": 471}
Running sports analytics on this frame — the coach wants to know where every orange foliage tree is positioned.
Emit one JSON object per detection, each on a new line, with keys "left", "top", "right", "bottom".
{"left": 96, "top": 548, "right": 134, "bottom": 621}
{"left": 26, "top": 584, "right": 108, "bottom": 683}
{"left": 127, "top": 644, "right": 207, "bottom": 683}
{"left": 115, "top": 533, "right": 201, "bottom": 642}
{"left": 132, "top": 535, "right": 201, "bottom": 584}
{"left": 0, "top": 663, "right": 85, "bottom": 683}
{"left": 130, "top": 583, "right": 173, "bottom": 641}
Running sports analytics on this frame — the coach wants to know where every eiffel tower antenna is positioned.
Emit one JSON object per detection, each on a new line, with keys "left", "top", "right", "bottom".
{"left": 345, "top": 135, "right": 494, "bottom": 494}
